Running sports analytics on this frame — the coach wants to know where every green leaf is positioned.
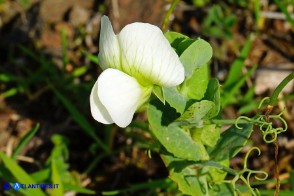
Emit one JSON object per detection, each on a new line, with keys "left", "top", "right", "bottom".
{"left": 274, "top": 0, "right": 294, "bottom": 26}
{"left": 235, "top": 184, "right": 255, "bottom": 195}
{"left": 12, "top": 124, "right": 39, "bottom": 159}
{"left": 148, "top": 100, "right": 209, "bottom": 161}
{"left": 47, "top": 134, "right": 69, "bottom": 164}
{"left": 224, "top": 15, "right": 237, "bottom": 27}
{"left": 161, "top": 154, "right": 204, "bottom": 196}
{"left": 61, "top": 28, "right": 69, "bottom": 68}
{"left": 223, "top": 35, "right": 252, "bottom": 89}
{"left": 204, "top": 79, "right": 221, "bottom": 119}
{"left": 238, "top": 101, "right": 259, "bottom": 114}
{"left": 204, "top": 26, "right": 229, "bottom": 39}
{"left": 180, "top": 38, "right": 213, "bottom": 76}
{"left": 1, "top": 88, "right": 18, "bottom": 98}
{"left": 51, "top": 159, "right": 64, "bottom": 196}
{"left": 162, "top": 87, "right": 187, "bottom": 114}
{"left": 243, "top": 85, "right": 255, "bottom": 102}
{"left": 211, "top": 183, "right": 234, "bottom": 196}
{"left": 192, "top": 0, "right": 209, "bottom": 7}
{"left": 0, "top": 152, "right": 46, "bottom": 196}
{"left": 47, "top": 134, "right": 73, "bottom": 184}
{"left": 176, "top": 100, "right": 215, "bottom": 125}
{"left": 181, "top": 64, "right": 209, "bottom": 100}
{"left": 30, "top": 169, "right": 51, "bottom": 182}
{"left": 71, "top": 66, "right": 88, "bottom": 78}
{"left": 161, "top": 154, "right": 237, "bottom": 196}
{"left": 191, "top": 124, "right": 220, "bottom": 147}
{"left": 207, "top": 159, "right": 229, "bottom": 182}
{"left": 0, "top": 165, "right": 15, "bottom": 182}
{"left": 0, "top": 73, "right": 17, "bottom": 82}
{"left": 63, "top": 183, "right": 95, "bottom": 194}
{"left": 221, "top": 65, "right": 257, "bottom": 107}
{"left": 83, "top": 52, "right": 99, "bottom": 64}
{"left": 164, "top": 31, "right": 188, "bottom": 50}
{"left": 208, "top": 124, "right": 253, "bottom": 161}
{"left": 51, "top": 87, "right": 109, "bottom": 152}
{"left": 177, "top": 38, "right": 195, "bottom": 55}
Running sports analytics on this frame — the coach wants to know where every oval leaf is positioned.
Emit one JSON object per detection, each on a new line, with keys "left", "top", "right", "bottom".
{"left": 180, "top": 38, "right": 212, "bottom": 76}
{"left": 208, "top": 124, "right": 253, "bottom": 161}
{"left": 176, "top": 100, "right": 215, "bottom": 125}
{"left": 148, "top": 100, "right": 209, "bottom": 161}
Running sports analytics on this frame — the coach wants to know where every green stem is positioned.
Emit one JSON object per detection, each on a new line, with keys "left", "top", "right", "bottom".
{"left": 210, "top": 119, "right": 251, "bottom": 125}
{"left": 161, "top": 0, "right": 181, "bottom": 32}
{"left": 269, "top": 71, "right": 294, "bottom": 106}
{"left": 200, "top": 160, "right": 238, "bottom": 176}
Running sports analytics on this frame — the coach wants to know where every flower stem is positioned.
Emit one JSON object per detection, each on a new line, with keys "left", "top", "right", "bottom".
{"left": 161, "top": 0, "right": 181, "bottom": 32}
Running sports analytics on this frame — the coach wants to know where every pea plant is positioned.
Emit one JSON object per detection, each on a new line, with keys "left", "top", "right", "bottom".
{"left": 90, "top": 15, "right": 293, "bottom": 195}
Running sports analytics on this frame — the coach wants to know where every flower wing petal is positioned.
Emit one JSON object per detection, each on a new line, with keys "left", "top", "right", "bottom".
{"left": 90, "top": 81, "right": 114, "bottom": 124}
{"left": 98, "top": 16, "right": 121, "bottom": 70}
{"left": 118, "top": 23, "right": 184, "bottom": 87}
{"left": 98, "top": 68, "right": 145, "bottom": 128}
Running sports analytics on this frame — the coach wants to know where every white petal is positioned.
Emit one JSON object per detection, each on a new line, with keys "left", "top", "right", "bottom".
{"left": 118, "top": 23, "right": 184, "bottom": 87}
{"left": 98, "top": 68, "right": 149, "bottom": 128}
{"left": 98, "top": 16, "right": 121, "bottom": 70}
{"left": 90, "top": 81, "right": 114, "bottom": 124}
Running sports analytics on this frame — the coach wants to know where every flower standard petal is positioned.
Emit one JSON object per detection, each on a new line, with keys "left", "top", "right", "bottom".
{"left": 90, "top": 81, "right": 114, "bottom": 124}
{"left": 98, "top": 68, "right": 151, "bottom": 128}
{"left": 98, "top": 16, "right": 121, "bottom": 70}
{"left": 118, "top": 23, "right": 185, "bottom": 87}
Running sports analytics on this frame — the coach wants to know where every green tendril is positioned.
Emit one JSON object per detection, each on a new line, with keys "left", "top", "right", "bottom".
{"left": 215, "top": 73, "right": 292, "bottom": 195}
{"left": 237, "top": 147, "right": 268, "bottom": 195}
{"left": 243, "top": 147, "right": 268, "bottom": 187}
{"left": 244, "top": 147, "right": 260, "bottom": 169}
{"left": 235, "top": 116, "right": 250, "bottom": 129}
{"left": 235, "top": 103, "right": 287, "bottom": 143}
{"left": 209, "top": 147, "right": 267, "bottom": 196}
{"left": 258, "top": 111, "right": 288, "bottom": 143}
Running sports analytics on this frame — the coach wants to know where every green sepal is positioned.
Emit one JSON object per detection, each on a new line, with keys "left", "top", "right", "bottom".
{"left": 153, "top": 85, "right": 165, "bottom": 104}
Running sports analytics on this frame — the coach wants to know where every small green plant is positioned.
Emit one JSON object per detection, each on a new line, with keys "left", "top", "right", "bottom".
{"left": 89, "top": 2, "right": 294, "bottom": 195}
{"left": 0, "top": 125, "right": 94, "bottom": 195}
{"left": 202, "top": 4, "right": 237, "bottom": 39}
{"left": 145, "top": 32, "right": 292, "bottom": 195}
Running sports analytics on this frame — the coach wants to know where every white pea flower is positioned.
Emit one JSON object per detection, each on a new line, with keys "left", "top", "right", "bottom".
{"left": 90, "top": 16, "right": 184, "bottom": 128}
